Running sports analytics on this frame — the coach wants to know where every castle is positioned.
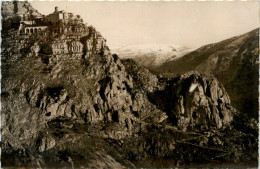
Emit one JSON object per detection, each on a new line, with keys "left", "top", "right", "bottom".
{"left": 19, "top": 6, "right": 83, "bottom": 35}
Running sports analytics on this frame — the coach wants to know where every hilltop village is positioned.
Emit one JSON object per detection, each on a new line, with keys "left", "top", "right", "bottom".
{"left": 1, "top": 2, "right": 259, "bottom": 168}
{"left": 2, "top": 4, "right": 108, "bottom": 61}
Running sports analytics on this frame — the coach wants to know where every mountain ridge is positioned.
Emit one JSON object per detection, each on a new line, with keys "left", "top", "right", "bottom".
{"left": 113, "top": 43, "right": 192, "bottom": 68}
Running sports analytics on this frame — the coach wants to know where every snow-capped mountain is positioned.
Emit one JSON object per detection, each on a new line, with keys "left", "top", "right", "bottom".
{"left": 112, "top": 43, "right": 192, "bottom": 68}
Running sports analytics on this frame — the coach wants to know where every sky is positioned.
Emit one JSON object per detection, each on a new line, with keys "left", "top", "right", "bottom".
{"left": 30, "top": 1, "right": 259, "bottom": 49}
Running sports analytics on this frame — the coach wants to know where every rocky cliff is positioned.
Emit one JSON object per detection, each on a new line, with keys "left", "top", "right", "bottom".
{"left": 1, "top": 1, "right": 41, "bottom": 19}
{"left": 1, "top": 1, "right": 258, "bottom": 168}
{"left": 158, "top": 29, "right": 259, "bottom": 120}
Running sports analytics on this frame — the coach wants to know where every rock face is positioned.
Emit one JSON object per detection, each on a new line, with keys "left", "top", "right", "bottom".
{"left": 158, "top": 29, "right": 259, "bottom": 119}
{"left": 122, "top": 59, "right": 235, "bottom": 131}
{"left": 1, "top": 1, "right": 40, "bottom": 18}
{"left": 154, "top": 73, "right": 234, "bottom": 131}
{"left": 1, "top": 1, "right": 258, "bottom": 168}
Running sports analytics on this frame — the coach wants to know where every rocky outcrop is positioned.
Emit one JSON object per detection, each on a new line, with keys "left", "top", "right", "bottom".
{"left": 122, "top": 59, "right": 235, "bottom": 131}
{"left": 161, "top": 73, "right": 234, "bottom": 131}
{"left": 121, "top": 60, "right": 257, "bottom": 167}
{"left": 1, "top": 1, "right": 40, "bottom": 18}
{"left": 138, "top": 72, "right": 234, "bottom": 131}
{"left": 1, "top": 1, "right": 258, "bottom": 168}
{"left": 158, "top": 29, "right": 259, "bottom": 119}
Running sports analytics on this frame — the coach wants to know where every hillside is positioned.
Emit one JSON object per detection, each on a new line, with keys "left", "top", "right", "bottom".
{"left": 158, "top": 29, "right": 259, "bottom": 119}
{"left": 1, "top": 1, "right": 258, "bottom": 168}
{"left": 113, "top": 43, "right": 191, "bottom": 69}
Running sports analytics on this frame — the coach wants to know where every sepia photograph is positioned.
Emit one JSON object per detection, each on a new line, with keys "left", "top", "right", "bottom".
{"left": 1, "top": 1, "right": 259, "bottom": 168}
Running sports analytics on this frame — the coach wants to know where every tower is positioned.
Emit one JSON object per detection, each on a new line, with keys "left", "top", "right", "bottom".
{"left": 55, "top": 6, "right": 58, "bottom": 12}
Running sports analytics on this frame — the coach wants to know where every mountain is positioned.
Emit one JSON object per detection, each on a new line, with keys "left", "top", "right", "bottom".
{"left": 158, "top": 29, "right": 259, "bottom": 120}
{"left": 1, "top": 1, "right": 258, "bottom": 168}
{"left": 112, "top": 43, "right": 192, "bottom": 69}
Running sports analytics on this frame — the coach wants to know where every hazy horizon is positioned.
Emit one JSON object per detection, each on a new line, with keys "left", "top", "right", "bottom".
{"left": 31, "top": 1, "right": 259, "bottom": 49}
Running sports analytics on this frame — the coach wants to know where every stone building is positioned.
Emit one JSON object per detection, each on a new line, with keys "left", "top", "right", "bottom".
{"left": 18, "top": 6, "right": 85, "bottom": 36}
{"left": 18, "top": 12, "right": 47, "bottom": 35}
{"left": 14, "top": 5, "right": 108, "bottom": 58}
{"left": 44, "top": 7, "right": 72, "bottom": 25}
{"left": 20, "top": 25, "right": 47, "bottom": 34}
